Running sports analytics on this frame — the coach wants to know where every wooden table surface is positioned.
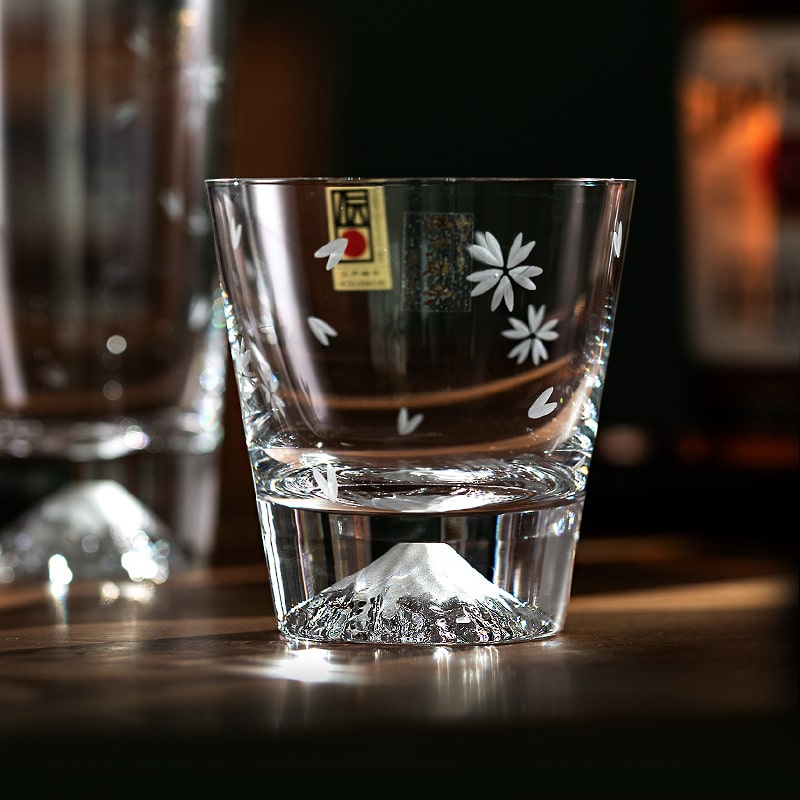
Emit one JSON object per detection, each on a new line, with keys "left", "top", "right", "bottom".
{"left": 1, "top": 531, "right": 796, "bottom": 787}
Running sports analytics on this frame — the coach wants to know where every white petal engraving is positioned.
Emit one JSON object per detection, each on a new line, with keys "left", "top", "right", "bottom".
{"left": 314, "top": 238, "right": 349, "bottom": 271}
{"left": 312, "top": 464, "right": 338, "bottom": 502}
{"left": 507, "top": 233, "right": 535, "bottom": 268}
{"left": 397, "top": 407, "right": 424, "bottom": 435}
{"left": 112, "top": 101, "right": 139, "bottom": 127}
{"left": 502, "top": 304, "right": 559, "bottom": 365}
{"left": 531, "top": 338, "right": 548, "bottom": 365}
{"left": 501, "top": 317, "right": 531, "bottom": 339}
{"left": 612, "top": 220, "right": 623, "bottom": 258}
{"left": 508, "top": 340, "right": 531, "bottom": 364}
{"left": 466, "top": 231, "right": 540, "bottom": 313}
{"left": 307, "top": 316, "right": 338, "bottom": 346}
{"left": 466, "top": 269, "right": 503, "bottom": 296}
{"left": 483, "top": 231, "right": 504, "bottom": 265}
{"left": 528, "top": 387, "right": 558, "bottom": 419}
{"left": 230, "top": 221, "right": 242, "bottom": 250}
{"left": 159, "top": 189, "right": 184, "bottom": 220}
{"left": 491, "top": 276, "right": 514, "bottom": 312}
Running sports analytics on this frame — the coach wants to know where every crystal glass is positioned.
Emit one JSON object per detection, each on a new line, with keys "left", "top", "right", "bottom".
{"left": 207, "top": 177, "right": 635, "bottom": 645}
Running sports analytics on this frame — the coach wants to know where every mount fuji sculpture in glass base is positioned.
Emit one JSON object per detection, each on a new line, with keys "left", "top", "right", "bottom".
{"left": 0, "top": 481, "right": 183, "bottom": 585}
{"left": 280, "top": 542, "right": 555, "bottom": 646}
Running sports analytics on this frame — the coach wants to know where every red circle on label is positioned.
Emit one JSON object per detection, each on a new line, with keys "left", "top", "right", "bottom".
{"left": 342, "top": 229, "right": 368, "bottom": 258}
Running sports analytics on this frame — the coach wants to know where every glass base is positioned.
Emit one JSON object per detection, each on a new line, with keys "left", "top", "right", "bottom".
{"left": 0, "top": 480, "right": 185, "bottom": 584}
{"left": 262, "top": 500, "right": 582, "bottom": 646}
{"left": 280, "top": 541, "right": 557, "bottom": 645}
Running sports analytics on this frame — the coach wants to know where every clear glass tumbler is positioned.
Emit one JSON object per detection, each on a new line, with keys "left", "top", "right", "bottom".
{"left": 0, "top": 0, "right": 232, "bottom": 583}
{"left": 207, "top": 177, "right": 635, "bottom": 645}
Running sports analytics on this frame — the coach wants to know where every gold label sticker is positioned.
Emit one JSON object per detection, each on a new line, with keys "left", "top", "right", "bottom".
{"left": 325, "top": 186, "right": 392, "bottom": 291}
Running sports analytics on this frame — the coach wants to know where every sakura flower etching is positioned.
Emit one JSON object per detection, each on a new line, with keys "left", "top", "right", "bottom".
{"left": 502, "top": 304, "right": 559, "bottom": 365}
{"left": 112, "top": 100, "right": 139, "bottom": 128}
{"left": 397, "top": 407, "right": 424, "bottom": 436}
{"left": 187, "top": 206, "right": 210, "bottom": 237}
{"left": 312, "top": 464, "right": 338, "bottom": 502}
{"left": 466, "top": 232, "right": 543, "bottom": 312}
{"left": 230, "top": 339, "right": 257, "bottom": 400}
{"left": 612, "top": 220, "right": 623, "bottom": 258}
{"left": 528, "top": 387, "right": 558, "bottom": 419}
{"left": 112, "top": 30, "right": 150, "bottom": 123}
{"left": 184, "top": 56, "right": 224, "bottom": 104}
{"left": 159, "top": 188, "right": 184, "bottom": 221}
{"left": 314, "top": 238, "right": 349, "bottom": 271}
{"left": 159, "top": 190, "right": 208, "bottom": 235}
{"left": 126, "top": 26, "right": 152, "bottom": 58}
{"left": 183, "top": 56, "right": 225, "bottom": 131}
{"left": 307, "top": 316, "right": 338, "bottom": 346}
{"left": 228, "top": 210, "right": 242, "bottom": 250}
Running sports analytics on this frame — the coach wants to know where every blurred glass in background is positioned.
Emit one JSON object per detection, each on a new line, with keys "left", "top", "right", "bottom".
{"left": 0, "top": 0, "right": 237, "bottom": 583}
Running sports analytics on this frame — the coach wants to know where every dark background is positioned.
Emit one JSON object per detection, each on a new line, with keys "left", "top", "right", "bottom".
{"left": 213, "top": 0, "right": 798, "bottom": 562}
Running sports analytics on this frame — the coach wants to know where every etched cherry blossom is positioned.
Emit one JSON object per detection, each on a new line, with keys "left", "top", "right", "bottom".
{"left": 307, "top": 316, "right": 337, "bottom": 346}
{"left": 159, "top": 188, "right": 184, "bottom": 221}
{"left": 397, "top": 407, "right": 424, "bottom": 435}
{"left": 113, "top": 30, "right": 151, "bottom": 125}
{"left": 312, "top": 464, "right": 338, "bottom": 502}
{"left": 502, "top": 304, "right": 559, "bottom": 365}
{"left": 528, "top": 387, "right": 558, "bottom": 419}
{"left": 187, "top": 206, "right": 210, "bottom": 236}
{"left": 314, "top": 238, "right": 348, "bottom": 271}
{"left": 227, "top": 210, "right": 242, "bottom": 250}
{"left": 466, "top": 231, "right": 543, "bottom": 312}
{"left": 612, "top": 220, "right": 623, "bottom": 258}
{"left": 158, "top": 190, "right": 209, "bottom": 236}
{"left": 183, "top": 56, "right": 225, "bottom": 131}
{"left": 112, "top": 100, "right": 139, "bottom": 128}
{"left": 126, "top": 26, "right": 152, "bottom": 58}
{"left": 230, "top": 339, "right": 257, "bottom": 400}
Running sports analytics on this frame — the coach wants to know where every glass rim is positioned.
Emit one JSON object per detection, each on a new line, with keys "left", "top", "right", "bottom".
{"left": 205, "top": 176, "right": 636, "bottom": 188}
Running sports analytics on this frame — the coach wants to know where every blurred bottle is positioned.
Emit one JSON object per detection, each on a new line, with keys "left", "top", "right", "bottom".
{"left": 676, "top": 0, "right": 800, "bottom": 473}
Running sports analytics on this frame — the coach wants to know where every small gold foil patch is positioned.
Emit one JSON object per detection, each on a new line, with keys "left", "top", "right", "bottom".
{"left": 325, "top": 186, "right": 392, "bottom": 291}
{"left": 402, "top": 212, "right": 474, "bottom": 311}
